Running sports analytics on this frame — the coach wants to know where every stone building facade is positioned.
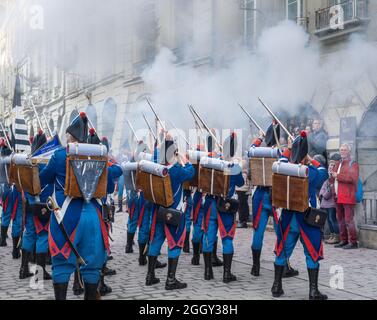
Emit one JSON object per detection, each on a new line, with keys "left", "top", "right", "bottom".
{"left": 0, "top": 0, "right": 376, "bottom": 247}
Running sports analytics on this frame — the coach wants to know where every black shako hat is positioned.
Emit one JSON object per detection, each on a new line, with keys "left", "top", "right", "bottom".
{"left": 87, "top": 128, "right": 101, "bottom": 145}
{"left": 291, "top": 131, "right": 308, "bottom": 164}
{"left": 0, "top": 138, "right": 12, "bottom": 157}
{"left": 207, "top": 135, "right": 214, "bottom": 153}
{"left": 159, "top": 139, "right": 178, "bottom": 165}
{"left": 66, "top": 112, "right": 88, "bottom": 143}
{"left": 222, "top": 132, "right": 237, "bottom": 160}
{"left": 265, "top": 121, "right": 280, "bottom": 147}
{"left": 31, "top": 129, "right": 47, "bottom": 154}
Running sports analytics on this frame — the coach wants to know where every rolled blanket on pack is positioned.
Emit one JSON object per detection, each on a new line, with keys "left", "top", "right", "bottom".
{"left": 67, "top": 143, "right": 108, "bottom": 157}
{"left": 137, "top": 152, "right": 153, "bottom": 162}
{"left": 247, "top": 147, "right": 280, "bottom": 158}
{"left": 187, "top": 150, "right": 208, "bottom": 162}
{"left": 272, "top": 161, "right": 308, "bottom": 178}
{"left": 138, "top": 160, "right": 168, "bottom": 177}
{"left": 200, "top": 157, "right": 233, "bottom": 172}
{"left": 121, "top": 161, "right": 138, "bottom": 172}
{"left": 1, "top": 156, "right": 12, "bottom": 165}
{"left": 12, "top": 153, "right": 32, "bottom": 165}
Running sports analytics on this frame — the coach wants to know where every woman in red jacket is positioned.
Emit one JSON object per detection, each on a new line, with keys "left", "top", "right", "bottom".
{"left": 331, "top": 144, "right": 359, "bottom": 249}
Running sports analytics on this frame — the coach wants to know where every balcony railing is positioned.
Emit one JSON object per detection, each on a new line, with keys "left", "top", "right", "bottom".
{"left": 315, "top": 0, "right": 369, "bottom": 32}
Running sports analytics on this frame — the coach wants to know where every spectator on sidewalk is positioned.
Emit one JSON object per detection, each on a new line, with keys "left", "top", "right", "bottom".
{"left": 332, "top": 144, "right": 359, "bottom": 249}
{"left": 236, "top": 160, "right": 251, "bottom": 228}
{"left": 320, "top": 156, "right": 340, "bottom": 244}
{"left": 308, "top": 119, "right": 328, "bottom": 163}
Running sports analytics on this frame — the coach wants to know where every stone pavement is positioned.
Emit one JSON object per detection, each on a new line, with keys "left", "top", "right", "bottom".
{"left": 0, "top": 211, "right": 376, "bottom": 300}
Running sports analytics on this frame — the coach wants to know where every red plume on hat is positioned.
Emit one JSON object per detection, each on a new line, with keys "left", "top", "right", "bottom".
{"left": 80, "top": 112, "right": 87, "bottom": 119}
{"left": 89, "top": 127, "right": 95, "bottom": 135}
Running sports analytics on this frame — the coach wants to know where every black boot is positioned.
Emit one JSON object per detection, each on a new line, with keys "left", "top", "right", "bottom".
{"left": 46, "top": 251, "right": 52, "bottom": 265}
{"left": 29, "top": 250, "right": 36, "bottom": 264}
{"left": 251, "top": 249, "right": 261, "bottom": 277}
{"left": 139, "top": 243, "right": 147, "bottom": 266}
{"left": 183, "top": 231, "right": 190, "bottom": 253}
{"left": 102, "top": 264, "right": 116, "bottom": 276}
{"left": 73, "top": 270, "right": 84, "bottom": 296}
{"left": 36, "top": 253, "right": 52, "bottom": 280}
{"left": 191, "top": 242, "right": 200, "bottom": 265}
{"left": 19, "top": 250, "right": 34, "bottom": 279}
{"left": 155, "top": 258, "right": 167, "bottom": 269}
{"left": 98, "top": 268, "right": 112, "bottom": 296}
{"left": 271, "top": 264, "right": 285, "bottom": 297}
{"left": 0, "top": 226, "right": 8, "bottom": 247}
{"left": 54, "top": 282, "right": 68, "bottom": 300}
{"left": 116, "top": 198, "right": 123, "bottom": 213}
{"left": 165, "top": 257, "right": 187, "bottom": 290}
{"left": 125, "top": 232, "right": 134, "bottom": 253}
{"left": 282, "top": 264, "right": 299, "bottom": 278}
{"left": 211, "top": 240, "right": 223, "bottom": 267}
{"left": 203, "top": 252, "right": 214, "bottom": 280}
{"left": 12, "top": 237, "right": 21, "bottom": 259}
{"left": 84, "top": 282, "right": 99, "bottom": 300}
{"left": 223, "top": 253, "right": 237, "bottom": 283}
{"left": 145, "top": 256, "right": 160, "bottom": 286}
{"left": 308, "top": 268, "right": 328, "bottom": 300}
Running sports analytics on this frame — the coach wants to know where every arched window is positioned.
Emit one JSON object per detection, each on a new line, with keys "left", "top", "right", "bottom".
{"left": 101, "top": 98, "right": 117, "bottom": 140}
{"left": 29, "top": 124, "right": 34, "bottom": 137}
{"left": 57, "top": 115, "right": 63, "bottom": 133}
{"left": 49, "top": 118, "right": 55, "bottom": 132}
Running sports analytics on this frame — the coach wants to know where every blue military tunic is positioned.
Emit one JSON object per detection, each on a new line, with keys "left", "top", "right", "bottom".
{"left": 148, "top": 162, "right": 195, "bottom": 257}
{"left": 39, "top": 146, "right": 114, "bottom": 284}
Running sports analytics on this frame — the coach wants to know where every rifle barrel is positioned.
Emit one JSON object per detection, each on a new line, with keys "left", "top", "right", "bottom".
{"left": 42, "top": 111, "right": 53, "bottom": 138}
{"left": 146, "top": 98, "right": 166, "bottom": 131}
{"left": 189, "top": 105, "right": 223, "bottom": 151}
{"left": 237, "top": 102, "right": 266, "bottom": 136}
{"left": 126, "top": 119, "right": 140, "bottom": 142}
{"left": 0, "top": 122, "right": 14, "bottom": 152}
{"left": 142, "top": 112, "right": 157, "bottom": 141}
{"left": 258, "top": 97, "right": 294, "bottom": 141}
{"left": 167, "top": 119, "right": 189, "bottom": 146}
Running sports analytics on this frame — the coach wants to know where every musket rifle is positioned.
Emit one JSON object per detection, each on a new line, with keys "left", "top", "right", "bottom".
{"left": 238, "top": 102, "right": 266, "bottom": 136}
{"left": 42, "top": 111, "right": 54, "bottom": 138}
{"left": 0, "top": 122, "right": 14, "bottom": 152}
{"left": 29, "top": 98, "right": 45, "bottom": 133}
{"left": 142, "top": 112, "right": 157, "bottom": 141}
{"left": 188, "top": 105, "right": 223, "bottom": 152}
{"left": 126, "top": 119, "right": 141, "bottom": 142}
{"left": 146, "top": 98, "right": 166, "bottom": 132}
{"left": 258, "top": 97, "right": 294, "bottom": 141}
{"left": 167, "top": 119, "right": 189, "bottom": 146}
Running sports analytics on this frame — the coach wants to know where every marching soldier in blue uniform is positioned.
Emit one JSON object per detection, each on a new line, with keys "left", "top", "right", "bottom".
{"left": 271, "top": 131, "right": 329, "bottom": 300}
{"left": 40, "top": 112, "right": 110, "bottom": 300}
{"left": 250, "top": 124, "right": 298, "bottom": 278}
{"left": 146, "top": 138, "right": 195, "bottom": 290}
{"left": 100, "top": 135, "right": 123, "bottom": 295}
{"left": 19, "top": 130, "right": 53, "bottom": 280}
{"left": 0, "top": 138, "right": 13, "bottom": 247}
{"left": 124, "top": 142, "right": 167, "bottom": 269}
{"left": 202, "top": 133, "right": 244, "bottom": 283}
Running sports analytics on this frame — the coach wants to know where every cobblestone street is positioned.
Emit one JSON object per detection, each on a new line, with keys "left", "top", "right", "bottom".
{"left": 0, "top": 211, "right": 376, "bottom": 300}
